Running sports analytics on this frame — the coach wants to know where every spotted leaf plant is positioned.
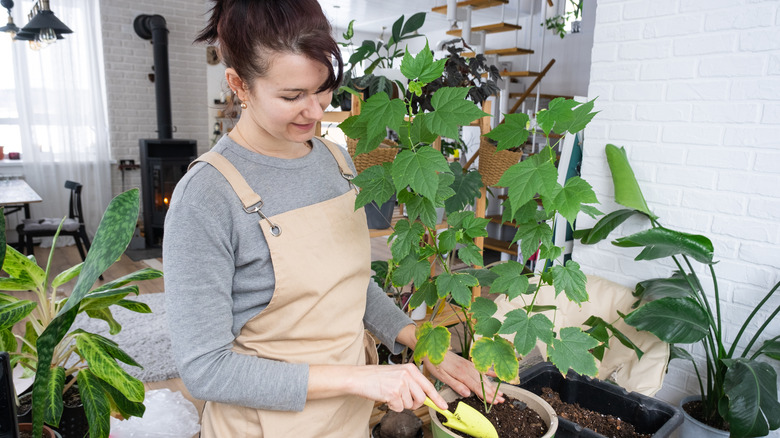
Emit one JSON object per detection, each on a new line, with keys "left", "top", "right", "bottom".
{"left": 0, "top": 189, "right": 162, "bottom": 438}
{"left": 340, "top": 42, "right": 631, "bottom": 411}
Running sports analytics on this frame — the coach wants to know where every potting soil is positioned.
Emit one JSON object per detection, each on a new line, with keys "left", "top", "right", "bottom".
{"left": 541, "top": 387, "right": 650, "bottom": 438}
{"left": 436, "top": 394, "right": 548, "bottom": 438}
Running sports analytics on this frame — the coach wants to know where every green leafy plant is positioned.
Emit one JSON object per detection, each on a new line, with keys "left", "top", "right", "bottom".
{"left": 576, "top": 144, "right": 780, "bottom": 437}
{"left": 339, "top": 42, "right": 633, "bottom": 414}
{"left": 0, "top": 189, "right": 163, "bottom": 438}
{"left": 544, "top": 0, "right": 582, "bottom": 38}
{"left": 332, "top": 13, "right": 427, "bottom": 109}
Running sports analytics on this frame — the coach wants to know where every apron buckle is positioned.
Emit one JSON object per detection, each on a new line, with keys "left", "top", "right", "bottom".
{"left": 244, "top": 201, "right": 283, "bottom": 237}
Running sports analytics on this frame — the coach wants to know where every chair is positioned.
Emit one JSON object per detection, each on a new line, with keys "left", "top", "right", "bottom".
{"left": 17, "top": 181, "right": 93, "bottom": 262}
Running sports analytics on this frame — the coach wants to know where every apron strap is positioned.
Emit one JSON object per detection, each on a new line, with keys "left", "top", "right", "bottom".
{"left": 189, "top": 151, "right": 263, "bottom": 211}
{"left": 317, "top": 137, "right": 355, "bottom": 181}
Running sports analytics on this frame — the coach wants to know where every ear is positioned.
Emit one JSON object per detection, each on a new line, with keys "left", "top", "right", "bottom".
{"left": 225, "top": 68, "right": 249, "bottom": 102}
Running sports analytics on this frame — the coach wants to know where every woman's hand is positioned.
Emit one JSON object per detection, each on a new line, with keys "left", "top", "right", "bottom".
{"left": 308, "top": 363, "right": 448, "bottom": 413}
{"left": 422, "top": 351, "right": 505, "bottom": 404}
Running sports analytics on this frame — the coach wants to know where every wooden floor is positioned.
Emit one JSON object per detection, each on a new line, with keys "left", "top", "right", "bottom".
{"left": 11, "top": 237, "right": 441, "bottom": 436}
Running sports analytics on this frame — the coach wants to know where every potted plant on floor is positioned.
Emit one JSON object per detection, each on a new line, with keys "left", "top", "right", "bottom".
{"left": 575, "top": 144, "right": 780, "bottom": 438}
{"left": 0, "top": 188, "right": 163, "bottom": 438}
{"left": 340, "top": 41, "right": 642, "bottom": 437}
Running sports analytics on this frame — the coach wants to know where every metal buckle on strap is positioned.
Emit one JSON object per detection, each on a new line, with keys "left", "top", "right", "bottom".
{"left": 341, "top": 172, "right": 355, "bottom": 181}
{"left": 243, "top": 200, "right": 282, "bottom": 237}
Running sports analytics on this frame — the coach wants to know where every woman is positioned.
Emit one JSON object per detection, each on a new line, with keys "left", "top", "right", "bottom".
{"left": 163, "top": 1, "right": 502, "bottom": 436}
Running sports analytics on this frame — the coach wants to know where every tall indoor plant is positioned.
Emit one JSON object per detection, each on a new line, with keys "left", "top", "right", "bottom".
{"left": 0, "top": 189, "right": 163, "bottom": 438}
{"left": 575, "top": 144, "right": 780, "bottom": 437}
{"left": 340, "top": 42, "right": 636, "bottom": 425}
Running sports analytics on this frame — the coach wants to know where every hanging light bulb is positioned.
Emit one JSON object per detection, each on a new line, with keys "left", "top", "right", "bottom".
{"left": 20, "top": 0, "right": 71, "bottom": 48}
{"left": 0, "top": 0, "right": 20, "bottom": 38}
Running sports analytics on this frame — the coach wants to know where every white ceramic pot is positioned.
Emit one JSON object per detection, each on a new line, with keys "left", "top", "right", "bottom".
{"left": 678, "top": 395, "right": 729, "bottom": 437}
{"left": 428, "top": 385, "right": 558, "bottom": 438}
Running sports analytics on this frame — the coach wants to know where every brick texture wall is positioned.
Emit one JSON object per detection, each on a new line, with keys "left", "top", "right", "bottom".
{"left": 577, "top": 0, "right": 780, "bottom": 425}
{"left": 100, "top": 0, "right": 209, "bottom": 198}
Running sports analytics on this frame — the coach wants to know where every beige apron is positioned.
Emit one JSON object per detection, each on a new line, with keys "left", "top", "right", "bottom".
{"left": 191, "top": 139, "right": 376, "bottom": 438}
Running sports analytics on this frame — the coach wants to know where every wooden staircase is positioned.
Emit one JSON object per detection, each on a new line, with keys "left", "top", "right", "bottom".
{"left": 446, "top": 22, "right": 522, "bottom": 37}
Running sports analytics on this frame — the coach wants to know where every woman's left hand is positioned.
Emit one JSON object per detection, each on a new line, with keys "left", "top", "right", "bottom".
{"left": 422, "top": 351, "right": 505, "bottom": 404}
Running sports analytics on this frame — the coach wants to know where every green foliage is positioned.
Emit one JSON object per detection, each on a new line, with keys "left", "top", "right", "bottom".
{"left": 0, "top": 189, "right": 162, "bottom": 437}
{"left": 577, "top": 145, "right": 780, "bottom": 438}
{"left": 341, "top": 42, "right": 613, "bottom": 410}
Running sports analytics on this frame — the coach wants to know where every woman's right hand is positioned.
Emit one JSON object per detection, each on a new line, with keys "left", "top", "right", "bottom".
{"left": 308, "top": 363, "right": 448, "bottom": 413}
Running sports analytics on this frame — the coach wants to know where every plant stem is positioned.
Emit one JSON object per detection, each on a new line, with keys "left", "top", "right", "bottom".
{"left": 733, "top": 280, "right": 780, "bottom": 358}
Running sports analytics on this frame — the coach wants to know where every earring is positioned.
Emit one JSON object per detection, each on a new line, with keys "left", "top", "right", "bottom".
{"left": 240, "top": 102, "right": 247, "bottom": 109}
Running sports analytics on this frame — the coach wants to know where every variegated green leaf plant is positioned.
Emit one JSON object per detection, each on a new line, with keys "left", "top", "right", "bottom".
{"left": 0, "top": 188, "right": 162, "bottom": 438}
{"left": 340, "top": 42, "right": 639, "bottom": 412}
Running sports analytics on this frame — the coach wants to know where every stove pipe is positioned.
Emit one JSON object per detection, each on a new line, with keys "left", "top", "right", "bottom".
{"left": 134, "top": 14, "right": 172, "bottom": 139}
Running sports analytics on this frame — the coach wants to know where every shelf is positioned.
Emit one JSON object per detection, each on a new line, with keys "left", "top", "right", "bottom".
{"left": 369, "top": 208, "right": 448, "bottom": 238}
{"left": 432, "top": 0, "right": 509, "bottom": 14}
{"left": 483, "top": 237, "right": 517, "bottom": 255}
{"left": 462, "top": 47, "right": 534, "bottom": 58}
{"left": 446, "top": 22, "right": 522, "bottom": 37}
{"left": 498, "top": 70, "right": 542, "bottom": 78}
{"left": 321, "top": 111, "right": 351, "bottom": 123}
{"left": 509, "top": 92, "right": 574, "bottom": 100}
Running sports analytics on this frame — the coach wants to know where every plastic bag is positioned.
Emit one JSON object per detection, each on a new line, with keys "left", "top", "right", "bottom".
{"left": 109, "top": 389, "right": 200, "bottom": 438}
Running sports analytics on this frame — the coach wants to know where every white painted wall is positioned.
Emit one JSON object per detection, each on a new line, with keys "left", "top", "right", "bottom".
{"left": 100, "top": 0, "right": 209, "bottom": 198}
{"left": 578, "top": 0, "right": 780, "bottom": 429}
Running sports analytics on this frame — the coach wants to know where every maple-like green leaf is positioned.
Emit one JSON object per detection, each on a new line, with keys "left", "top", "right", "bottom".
{"left": 548, "top": 327, "right": 599, "bottom": 376}
{"left": 409, "top": 280, "right": 438, "bottom": 310}
{"left": 499, "top": 151, "right": 559, "bottom": 213}
{"left": 512, "top": 222, "right": 552, "bottom": 265}
{"left": 426, "top": 87, "right": 489, "bottom": 139}
{"left": 536, "top": 98, "right": 579, "bottom": 136}
{"left": 399, "top": 115, "right": 438, "bottom": 149}
{"left": 436, "top": 272, "right": 478, "bottom": 307}
{"left": 435, "top": 172, "right": 456, "bottom": 205}
{"left": 472, "top": 296, "right": 501, "bottom": 337}
{"left": 354, "top": 163, "right": 395, "bottom": 209}
{"left": 460, "top": 214, "right": 491, "bottom": 240}
{"left": 550, "top": 260, "right": 588, "bottom": 304}
{"left": 551, "top": 176, "right": 598, "bottom": 224}
{"left": 499, "top": 309, "right": 554, "bottom": 356}
{"left": 489, "top": 261, "right": 530, "bottom": 300}
{"left": 392, "top": 254, "right": 431, "bottom": 289}
{"left": 437, "top": 229, "right": 457, "bottom": 254}
{"left": 400, "top": 42, "right": 446, "bottom": 84}
{"left": 471, "top": 336, "right": 519, "bottom": 382}
{"left": 391, "top": 147, "right": 451, "bottom": 200}
{"left": 539, "top": 242, "right": 563, "bottom": 262}
{"left": 390, "top": 219, "right": 425, "bottom": 260}
{"left": 400, "top": 191, "right": 438, "bottom": 228}
{"left": 486, "top": 113, "right": 530, "bottom": 151}
{"left": 457, "top": 243, "right": 483, "bottom": 267}
{"left": 413, "top": 322, "right": 451, "bottom": 366}
{"left": 557, "top": 98, "right": 599, "bottom": 135}
{"left": 340, "top": 92, "right": 405, "bottom": 154}
{"left": 445, "top": 162, "right": 483, "bottom": 213}
{"left": 502, "top": 198, "right": 539, "bottom": 225}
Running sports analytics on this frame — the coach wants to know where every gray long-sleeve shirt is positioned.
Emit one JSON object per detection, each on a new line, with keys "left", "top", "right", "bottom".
{"left": 163, "top": 136, "right": 412, "bottom": 412}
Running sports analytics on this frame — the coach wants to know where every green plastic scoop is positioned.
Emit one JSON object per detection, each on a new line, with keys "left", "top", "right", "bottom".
{"left": 424, "top": 397, "right": 499, "bottom": 438}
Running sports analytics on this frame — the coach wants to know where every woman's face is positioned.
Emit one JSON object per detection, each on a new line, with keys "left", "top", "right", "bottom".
{"left": 242, "top": 53, "right": 333, "bottom": 146}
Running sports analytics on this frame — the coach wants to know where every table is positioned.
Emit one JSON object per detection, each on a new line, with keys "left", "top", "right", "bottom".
{"left": 0, "top": 178, "right": 42, "bottom": 219}
{"left": 0, "top": 178, "right": 42, "bottom": 250}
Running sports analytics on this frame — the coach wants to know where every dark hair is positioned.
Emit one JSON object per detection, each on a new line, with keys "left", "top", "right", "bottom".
{"left": 196, "top": 0, "right": 343, "bottom": 93}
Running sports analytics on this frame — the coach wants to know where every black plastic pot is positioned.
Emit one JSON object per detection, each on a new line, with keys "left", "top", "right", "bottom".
{"left": 516, "top": 362, "right": 683, "bottom": 437}
{"left": 365, "top": 195, "right": 396, "bottom": 229}
{"left": 17, "top": 385, "right": 89, "bottom": 438}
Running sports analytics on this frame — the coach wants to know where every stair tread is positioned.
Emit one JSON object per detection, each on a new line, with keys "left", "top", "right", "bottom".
{"left": 486, "top": 214, "right": 520, "bottom": 228}
{"left": 500, "top": 70, "right": 542, "bottom": 77}
{"left": 447, "top": 22, "right": 522, "bottom": 36}
{"left": 432, "top": 0, "right": 509, "bottom": 14}
{"left": 509, "top": 92, "right": 574, "bottom": 100}
{"left": 462, "top": 47, "right": 535, "bottom": 58}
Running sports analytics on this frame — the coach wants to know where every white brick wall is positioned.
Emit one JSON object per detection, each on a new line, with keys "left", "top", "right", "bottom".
{"left": 578, "top": 1, "right": 780, "bottom": 431}
{"left": 100, "top": 0, "right": 209, "bottom": 198}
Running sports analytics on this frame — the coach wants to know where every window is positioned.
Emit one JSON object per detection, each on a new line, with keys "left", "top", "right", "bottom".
{"left": 0, "top": 34, "right": 21, "bottom": 154}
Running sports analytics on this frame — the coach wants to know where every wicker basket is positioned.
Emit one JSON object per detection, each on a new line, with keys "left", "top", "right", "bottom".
{"left": 347, "top": 138, "right": 399, "bottom": 174}
{"left": 477, "top": 138, "right": 523, "bottom": 187}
